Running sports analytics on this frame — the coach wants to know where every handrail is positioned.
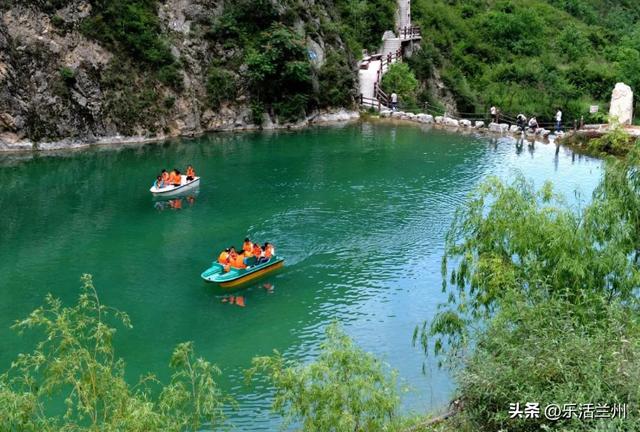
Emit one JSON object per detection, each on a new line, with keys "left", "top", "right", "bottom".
{"left": 398, "top": 25, "right": 421, "bottom": 40}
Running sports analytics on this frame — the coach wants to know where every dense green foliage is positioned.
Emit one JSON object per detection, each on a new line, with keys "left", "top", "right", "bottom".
{"left": 332, "top": 0, "right": 396, "bottom": 53}
{"left": 0, "top": 275, "right": 229, "bottom": 431}
{"left": 588, "top": 122, "right": 638, "bottom": 155}
{"left": 245, "top": 24, "right": 314, "bottom": 121}
{"left": 455, "top": 293, "right": 640, "bottom": 432}
{"left": 206, "top": 67, "right": 237, "bottom": 109}
{"left": 81, "top": 0, "right": 182, "bottom": 88}
{"left": 203, "top": 0, "right": 394, "bottom": 120}
{"left": 318, "top": 50, "right": 357, "bottom": 108}
{"left": 419, "top": 133, "right": 640, "bottom": 431}
{"left": 0, "top": 278, "right": 408, "bottom": 431}
{"left": 409, "top": 0, "right": 640, "bottom": 123}
{"left": 380, "top": 63, "right": 419, "bottom": 109}
{"left": 248, "top": 322, "right": 400, "bottom": 432}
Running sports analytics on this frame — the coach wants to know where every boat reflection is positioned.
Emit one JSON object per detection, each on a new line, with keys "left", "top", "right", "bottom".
{"left": 153, "top": 193, "right": 197, "bottom": 211}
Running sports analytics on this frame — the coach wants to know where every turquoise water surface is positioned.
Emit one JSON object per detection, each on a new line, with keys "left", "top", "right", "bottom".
{"left": 0, "top": 122, "right": 603, "bottom": 430}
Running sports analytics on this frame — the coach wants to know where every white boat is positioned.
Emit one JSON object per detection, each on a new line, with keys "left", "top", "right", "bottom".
{"left": 149, "top": 175, "right": 200, "bottom": 196}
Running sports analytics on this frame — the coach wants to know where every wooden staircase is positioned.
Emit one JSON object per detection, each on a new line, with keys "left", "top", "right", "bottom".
{"left": 358, "top": 0, "right": 421, "bottom": 111}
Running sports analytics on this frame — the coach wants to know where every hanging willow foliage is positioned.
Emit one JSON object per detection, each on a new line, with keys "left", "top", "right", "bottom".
{"left": 0, "top": 274, "right": 232, "bottom": 432}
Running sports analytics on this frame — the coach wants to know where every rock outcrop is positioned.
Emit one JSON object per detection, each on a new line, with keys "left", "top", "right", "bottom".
{"left": 609, "top": 82, "right": 634, "bottom": 125}
{"left": 0, "top": 0, "right": 357, "bottom": 151}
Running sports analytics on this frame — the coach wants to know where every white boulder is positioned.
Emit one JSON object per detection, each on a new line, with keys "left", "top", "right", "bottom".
{"left": 379, "top": 110, "right": 392, "bottom": 118}
{"left": 489, "top": 122, "right": 508, "bottom": 133}
{"left": 509, "top": 125, "right": 521, "bottom": 133}
{"left": 435, "top": 116, "right": 444, "bottom": 124}
{"left": 443, "top": 117, "right": 459, "bottom": 127}
{"left": 474, "top": 121, "right": 485, "bottom": 128}
{"left": 609, "top": 82, "right": 634, "bottom": 125}
{"left": 459, "top": 119, "right": 472, "bottom": 128}
{"left": 416, "top": 113, "right": 434, "bottom": 123}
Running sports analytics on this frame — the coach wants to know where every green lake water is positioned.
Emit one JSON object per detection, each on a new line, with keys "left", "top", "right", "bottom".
{"left": 0, "top": 122, "right": 603, "bottom": 430}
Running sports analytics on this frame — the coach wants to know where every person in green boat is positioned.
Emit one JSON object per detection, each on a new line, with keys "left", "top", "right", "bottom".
{"left": 229, "top": 247, "right": 247, "bottom": 269}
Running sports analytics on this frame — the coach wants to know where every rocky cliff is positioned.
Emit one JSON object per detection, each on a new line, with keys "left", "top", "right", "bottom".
{"left": 0, "top": 0, "right": 365, "bottom": 151}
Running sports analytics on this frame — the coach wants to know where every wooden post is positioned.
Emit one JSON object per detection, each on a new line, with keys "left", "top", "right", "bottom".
{"left": 573, "top": 119, "right": 577, "bottom": 132}
{"left": 360, "top": 94, "right": 363, "bottom": 105}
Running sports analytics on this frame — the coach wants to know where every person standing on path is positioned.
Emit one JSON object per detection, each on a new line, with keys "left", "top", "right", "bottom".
{"left": 490, "top": 105, "right": 498, "bottom": 123}
{"left": 391, "top": 92, "right": 398, "bottom": 111}
{"left": 555, "top": 108, "right": 562, "bottom": 133}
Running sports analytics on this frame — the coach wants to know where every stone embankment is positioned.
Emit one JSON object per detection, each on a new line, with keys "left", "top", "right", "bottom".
{"left": 0, "top": 109, "right": 360, "bottom": 152}
{"left": 378, "top": 109, "right": 556, "bottom": 139}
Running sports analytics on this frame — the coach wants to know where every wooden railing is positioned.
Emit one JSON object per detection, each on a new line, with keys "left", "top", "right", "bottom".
{"left": 374, "top": 84, "right": 390, "bottom": 107}
{"left": 398, "top": 26, "right": 421, "bottom": 40}
{"left": 380, "top": 49, "right": 402, "bottom": 75}
{"left": 360, "top": 95, "right": 388, "bottom": 111}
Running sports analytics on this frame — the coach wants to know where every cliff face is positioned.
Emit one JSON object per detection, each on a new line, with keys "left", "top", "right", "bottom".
{"left": 0, "top": 0, "right": 359, "bottom": 151}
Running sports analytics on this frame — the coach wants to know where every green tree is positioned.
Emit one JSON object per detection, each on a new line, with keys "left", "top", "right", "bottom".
{"left": 245, "top": 23, "right": 313, "bottom": 121}
{"left": 318, "top": 51, "right": 355, "bottom": 108}
{"left": 206, "top": 67, "right": 237, "bottom": 109}
{"left": 417, "top": 136, "right": 640, "bottom": 431}
{"left": 0, "top": 274, "right": 229, "bottom": 431}
{"left": 247, "top": 323, "right": 400, "bottom": 432}
{"left": 380, "top": 63, "right": 419, "bottom": 109}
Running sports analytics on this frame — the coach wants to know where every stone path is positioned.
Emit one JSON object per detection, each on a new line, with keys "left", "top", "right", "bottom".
{"left": 397, "top": 0, "right": 411, "bottom": 30}
{"left": 358, "top": 0, "right": 420, "bottom": 109}
{"left": 358, "top": 59, "right": 381, "bottom": 100}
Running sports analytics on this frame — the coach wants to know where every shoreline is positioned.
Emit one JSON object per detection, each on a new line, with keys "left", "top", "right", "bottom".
{"left": 0, "top": 108, "right": 362, "bottom": 154}
{"left": 0, "top": 108, "right": 570, "bottom": 157}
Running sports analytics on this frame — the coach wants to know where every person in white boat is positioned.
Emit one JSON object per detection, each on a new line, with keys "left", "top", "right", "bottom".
{"left": 169, "top": 169, "right": 182, "bottom": 187}
{"left": 154, "top": 166, "right": 197, "bottom": 190}
{"left": 153, "top": 175, "right": 166, "bottom": 189}
{"left": 186, "top": 165, "right": 196, "bottom": 181}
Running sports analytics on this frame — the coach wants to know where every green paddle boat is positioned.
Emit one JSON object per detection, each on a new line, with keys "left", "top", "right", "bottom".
{"left": 201, "top": 256, "right": 284, "bottom": 288}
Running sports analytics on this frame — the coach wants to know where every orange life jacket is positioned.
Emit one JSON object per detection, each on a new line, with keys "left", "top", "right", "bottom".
{"left": 264, "top": 245, "right": 274, "bottom": 258}
{"left": 170, "top": 173, "right": 181, "bottom": 185}
{"left": 252, "top": 245, "right": 262, "bottom": 257}
{"left": 243, "top": 241, "right": 253, "bottom": 254}
{"left": 186, "top": 167, "right": 195, "bottom": 177}
{"left": 162, "top": 172, "right": 170, "bottom": 182}
{"left": 218, "top": 251, "right": 229, "bottom": 264}
{"left": 232, "top": 254, "right": 246, "bottom": 269}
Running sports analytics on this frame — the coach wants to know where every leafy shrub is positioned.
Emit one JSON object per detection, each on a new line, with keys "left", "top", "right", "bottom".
{"left": 454, "top": 293, "right": 640, "bottom": 432}
{"left": 589, "top": 122, "right": 636, "bottom": 155}
{"left": 417, "top": 141, "right": 640, "bottom": 430}
{"left": 206, "top": 67, "right": 237, "bottom": 109}
{"left": 248, "top": 322, "right": 400, "bottom": 431}
{"left": 380, "top": 62, "right": 419, "bottom": 109}
{"left": 334, "top": 0, "right": 396, "bottom": 52}
{"left": 0, "top": 275, "right": 230, "bottom": 431}
{"left": 59, "top": 66, "right": 75, "bottom": 85}
{"left": 480, "top": 9, "right": 544, "bottom": 56}
{"left": 81, "top": 0, "right": 181, "bottom": 89}
{"left": 317, "top": 50, "right": 355, "bottom": 108}
{"left": 245, "top": 24, "right": 313, "bottom": 121}
{"left": 250, "top": 100, "right": 265, "bottom": 126}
